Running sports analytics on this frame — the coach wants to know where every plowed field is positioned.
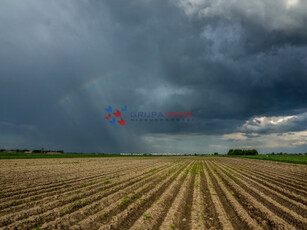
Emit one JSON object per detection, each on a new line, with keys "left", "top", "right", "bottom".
{"left": 0, "top": 157, "right": 306, "bottom": 229}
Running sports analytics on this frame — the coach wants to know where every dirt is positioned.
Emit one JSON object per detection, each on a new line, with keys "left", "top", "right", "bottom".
{"left": 0, "top": 157, "right": 306, "bottom": 229}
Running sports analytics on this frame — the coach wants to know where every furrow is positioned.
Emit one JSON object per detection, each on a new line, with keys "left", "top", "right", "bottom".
{"left": 75, "top": 161, "right": 190, "bottom": 230}
{"left": 3, "top": 162, "right": 181, "bottom": 230}
{"left": 159, "top": 162, "right": 196, "bottom": 230}
{"left": 190, "top": 162, "right": 206, "bottom": 230}
{"left": 216, "top": 161, "right": 307, "bottom": 216}
{"left": 202, "top": 161, "right": 233, "bottom": 230}
{"left": 0, "top": 163, "right": 169, "bottom": 215}
{"left": 212, "top": 160, "right": 307, "bottom": 229}
{"left": 204, "top": 161, "right": 256, "bottom": 230}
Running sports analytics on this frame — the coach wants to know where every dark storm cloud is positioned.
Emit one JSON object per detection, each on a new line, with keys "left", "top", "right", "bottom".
{"left": 1, "top": 0, "right": 307, "bottom": 152}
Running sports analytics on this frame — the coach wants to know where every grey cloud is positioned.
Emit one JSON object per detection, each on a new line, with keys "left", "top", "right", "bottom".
{"left": 0, "top": 0, "right": 307, "bottom": 153}
{"left": 176, "top": 0, "right": 307, "bottom": 32}
{"left": 241, "top": 112, "right": 307, "bottom": 134}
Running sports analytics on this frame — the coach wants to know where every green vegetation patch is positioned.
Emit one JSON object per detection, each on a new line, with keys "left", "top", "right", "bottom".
{"left": 229, "top": 154, "right": 307, "bottom": 164}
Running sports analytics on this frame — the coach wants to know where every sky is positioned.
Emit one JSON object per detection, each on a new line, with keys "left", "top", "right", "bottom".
{"left": 1, "top": 0, "right": 307, "bottom": 154}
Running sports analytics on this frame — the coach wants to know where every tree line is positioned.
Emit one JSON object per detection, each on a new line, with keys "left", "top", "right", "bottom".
{"left": 227, "top": 149, "right": 258, "bottom": 155}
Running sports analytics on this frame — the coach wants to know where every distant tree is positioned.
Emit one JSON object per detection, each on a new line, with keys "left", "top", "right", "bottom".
{"left": 228, "top": 149, "right": 234, "bottom": 155}
{"left": 214, "top": 152, "right": 219, "bottom": 155}
{"left": 244, "top": 149, "right": 258, "bottom": 155}
{"left": 228, "top": 149, "right": 243, "bottom": 155}
{"left": 32, "top": 150, "right": 41, "bottom": 153}
{"left": 227, "top": 149, "right": 258, "bottom": 155}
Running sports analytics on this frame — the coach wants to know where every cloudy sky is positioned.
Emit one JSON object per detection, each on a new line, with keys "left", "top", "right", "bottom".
{"left": 1, "top": 0, "right": 307, "bottom": 154}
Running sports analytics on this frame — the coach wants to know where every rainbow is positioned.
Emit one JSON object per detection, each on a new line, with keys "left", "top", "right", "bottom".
{"left": 57, "top": 72, "right": 116, "bottom": 105}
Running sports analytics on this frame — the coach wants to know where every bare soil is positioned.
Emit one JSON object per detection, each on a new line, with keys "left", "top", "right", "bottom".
{"left": 0, "top": 157, "right": 306, "bottom": 229}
